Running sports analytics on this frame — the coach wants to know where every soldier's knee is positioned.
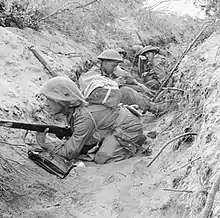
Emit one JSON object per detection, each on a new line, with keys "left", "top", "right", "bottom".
{"left": 120, "top": 86, "right": 131, "bottom": 94}
{"left": 94, "top": 152, "right": 109, "bottom": 164}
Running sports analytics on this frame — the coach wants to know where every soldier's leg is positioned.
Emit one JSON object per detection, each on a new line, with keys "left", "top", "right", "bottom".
{"left": 94, "top": 135, "right": 130, "bottom": 164}
{"left": 119, "top": 86, "right": 148, "bottom": 111}
{"left": 119, "top": 86, "right": 170, "bottom": 115}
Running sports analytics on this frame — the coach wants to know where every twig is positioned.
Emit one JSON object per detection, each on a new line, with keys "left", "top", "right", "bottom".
{"left": 115, "top": 172, "right": 127, "bottom": 177}
{"left": 39, "top": 1, "right": 80, "bottom": 22}
{"left": 162, "top": 87, "right": 185, "bottom": 92}
{"left": 163, "top": 188, "right": 194, "bottom": 193}
{"left": 172, "top": 156, "right": 201, "bottom": 173}
{"left": 107, "top": 171, "right": 127, "bottom": 181}
{"left": 144, "top": 0, "right": 181, "bottom": 10}
{"left": 75, "top": 0, "right": 98, "bottom": 9}
{"left": 39, "top": 0, "right": 98, "bottom": 22}
{"left": 147, "top": 132, "right": 197, "bottom": 167}
{"left": 200, "top": 172, "right": 220, "bottom": 218}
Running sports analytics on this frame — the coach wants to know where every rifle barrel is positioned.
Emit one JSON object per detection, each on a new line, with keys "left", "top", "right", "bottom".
{"left": 0, "top": 120, "right": 72, "bottom": 139}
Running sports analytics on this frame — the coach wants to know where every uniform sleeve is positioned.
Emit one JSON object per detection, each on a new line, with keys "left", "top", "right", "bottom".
{"left": 53, "top": 114, "right": 95, "bottom": 160}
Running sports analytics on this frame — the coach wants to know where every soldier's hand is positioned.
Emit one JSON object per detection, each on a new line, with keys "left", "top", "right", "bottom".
{"left": 124, "top": 76, "right": 137, "bottom": 85}
{"left": 115, "top": 77, "right": 126, "bottom": 86}
{"left": 36, "top": 128, "right": 49, "bottom": 147}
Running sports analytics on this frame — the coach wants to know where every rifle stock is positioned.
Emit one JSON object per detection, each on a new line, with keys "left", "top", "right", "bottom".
{"left": 0, "top": 119, "right": 72, "bottom": 139}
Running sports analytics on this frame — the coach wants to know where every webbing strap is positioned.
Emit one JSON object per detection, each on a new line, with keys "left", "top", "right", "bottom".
{"left": 84, "top": 107, "right": 98, "bottom": 131}
{"left": 102, "top": 87, "right": 111, "bottom": 104}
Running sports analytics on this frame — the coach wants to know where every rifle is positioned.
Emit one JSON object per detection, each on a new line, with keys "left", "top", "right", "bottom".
{"left": 28, "top": 46, "right": 59, "bottom": 77}
{"left": 0, "top": 119, "right": 73, "bottom": 139}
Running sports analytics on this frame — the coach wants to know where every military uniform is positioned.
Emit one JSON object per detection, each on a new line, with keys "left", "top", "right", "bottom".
{"left": 80, "top": 65, "right": 169, "bottom": 115}
{"left": 132, "top": 45, "right": 169, "bottom": 91}
{"left": 38, "top": 77, "right": 144, "bottom": 164}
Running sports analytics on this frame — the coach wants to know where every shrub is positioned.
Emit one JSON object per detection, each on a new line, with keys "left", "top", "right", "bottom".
{"left": 0, "top": 0, "right": 200, "bottom": 51}
{"left": 0, "top": 0, "right": 43, "bottom": 30}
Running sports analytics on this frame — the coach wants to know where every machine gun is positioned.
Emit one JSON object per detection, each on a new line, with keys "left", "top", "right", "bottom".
{"left": 0, "top": 119, "right": 73, "bottom": 139}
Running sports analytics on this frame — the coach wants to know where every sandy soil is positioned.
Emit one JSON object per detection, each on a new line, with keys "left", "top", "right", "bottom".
{"left": 1, "top": 26, "right": 220, "bottom": 218}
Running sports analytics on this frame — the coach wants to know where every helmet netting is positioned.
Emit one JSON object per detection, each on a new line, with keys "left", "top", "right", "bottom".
{"left": 39, "top": 76, "right": 88, "bottom": 107}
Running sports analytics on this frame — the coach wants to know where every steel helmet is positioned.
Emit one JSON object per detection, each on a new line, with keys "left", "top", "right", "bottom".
{"left": 132, "top": 45, "right": 143, "bottom": 55}
{"left": 39, "top": 76, "right": 88, "bottom": 107}
{"left": 140, "top": 45, "right": 160, "bottom": 55}
{"left": 97, "top": 49, "right": 123, "bottom": 62}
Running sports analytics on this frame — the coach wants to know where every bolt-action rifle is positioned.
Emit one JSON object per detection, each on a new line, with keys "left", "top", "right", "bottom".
{"left": 0, "top": 119, "right": 75, "bottom": 178}
{"left": 28, "top": 46, "right": 59, "bottom": 77}
{"left": 0, "top": 119, "right": 73, "bottom": 139}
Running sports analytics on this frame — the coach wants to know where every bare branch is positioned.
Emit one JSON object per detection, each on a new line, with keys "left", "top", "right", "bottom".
{"left": 162, "top": 87, "right": 185, "bottom": 92}
{"left": 152, "top": 24, "right": 208, "bottom": 102}
{"left": 147, "top": 132, "right": 198, "bottom": 167}
{"left": 144, "top": 0, "right": 182, "bottom": 11}
{"left": 163, "top": 188, "right": 194, "bottom": 193}
{"left": 75, "top": 0, "right": 98, "bottom": 9}
{"left": 172, "top": 156, "right": 201, "bottom": 173}
{"left": 38, "top": 0, "right": 99, "bottom": 22}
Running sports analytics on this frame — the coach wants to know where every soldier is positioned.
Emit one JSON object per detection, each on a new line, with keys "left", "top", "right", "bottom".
{"left": 135, "top": 45, "right": 169, "bottom": 91}
{"left": 79, "top": 49, "right": 172, "bottom": 115}
{"left": 36, "top": 76, "right": 145, "bottom": 164}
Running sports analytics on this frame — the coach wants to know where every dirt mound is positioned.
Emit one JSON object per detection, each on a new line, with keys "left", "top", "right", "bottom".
{"left": 0, "top": 26, "right": 220, "bottom": 218}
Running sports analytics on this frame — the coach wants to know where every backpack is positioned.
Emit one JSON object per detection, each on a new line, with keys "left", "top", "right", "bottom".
{"left": 79, "top": 69, "right": 122, "bottom": 108}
